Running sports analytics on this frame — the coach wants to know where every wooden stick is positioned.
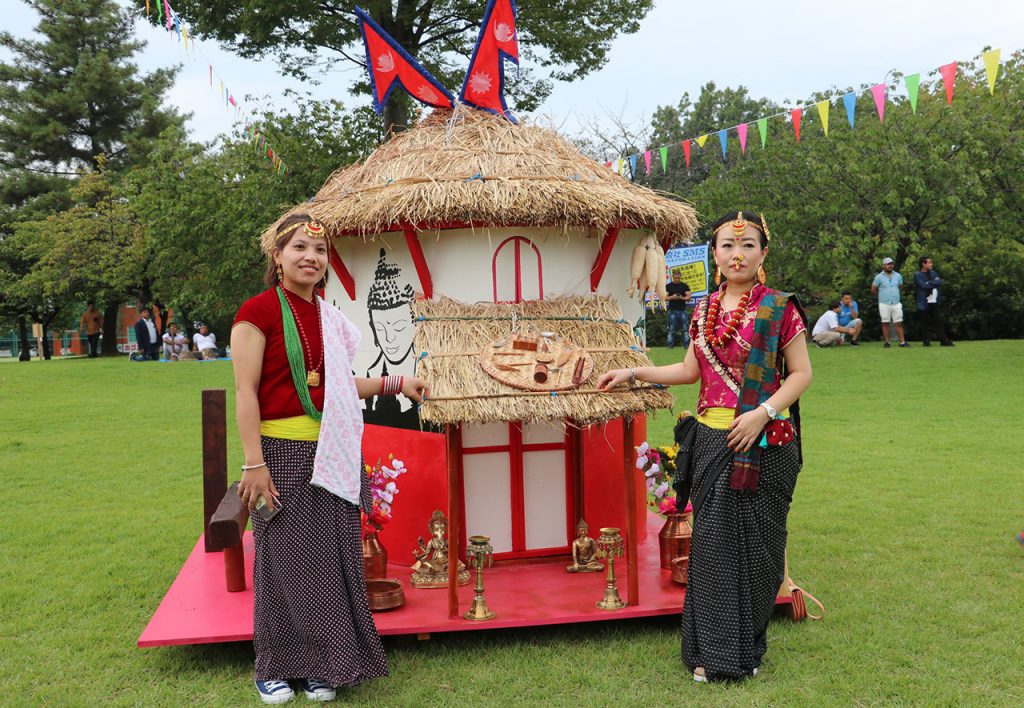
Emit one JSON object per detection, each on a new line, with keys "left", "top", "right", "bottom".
{"left": 202, "top": 389, "right": 227, "bottom": 554}
{"left": 623, "top": 416, "right": 640, "bottom": 606}
{"left": 421, "top": 385, "right": 664, "bottom": 403}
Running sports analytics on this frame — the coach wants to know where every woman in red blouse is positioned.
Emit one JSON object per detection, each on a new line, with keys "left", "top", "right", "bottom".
{"left": 232, "top": 213, "right": 428, "bottom": 704}
{"left": 598, "top": 211, "right": 812, "bottom": 683}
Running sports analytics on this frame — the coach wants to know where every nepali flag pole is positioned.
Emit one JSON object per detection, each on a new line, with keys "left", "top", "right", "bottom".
{"left": 459, "top": 0, "right": 520, "bottom": 123}
{"left": 354, "top": 7, "right": 455, "bottom": 113}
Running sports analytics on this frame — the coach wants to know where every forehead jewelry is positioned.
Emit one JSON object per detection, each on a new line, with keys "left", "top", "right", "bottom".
{"left": 303, "top": 218, "right": 325, "bottom": 238}
{"left": 759, "top": 213, "right": 772, "bottom": 242}
{"left": 731, "top": 211, "right": 747, "bottom": 237}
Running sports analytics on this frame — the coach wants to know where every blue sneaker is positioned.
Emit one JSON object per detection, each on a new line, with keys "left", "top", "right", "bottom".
{"left": 255, "top": 680, "right": 294, "bottom": 704}
{"left": 297, "top": 678, "right": 336, "bottom": 702}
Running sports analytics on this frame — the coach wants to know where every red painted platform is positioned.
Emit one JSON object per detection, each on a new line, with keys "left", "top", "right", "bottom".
{"left": 138, "top": 512, "right": 792, "bottom": 647}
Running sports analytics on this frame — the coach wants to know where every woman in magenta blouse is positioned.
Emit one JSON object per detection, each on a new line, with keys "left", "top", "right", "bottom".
{"left": 598, "top": 211, "right": 812, "bottom": 682}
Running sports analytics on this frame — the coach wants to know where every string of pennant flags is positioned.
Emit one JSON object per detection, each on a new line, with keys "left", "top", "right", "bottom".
{"left": 606, "top": 48, "right": 1006, "bottom": 179}
{"left": 143, "top": 0, "right": 290, "bottom": 176}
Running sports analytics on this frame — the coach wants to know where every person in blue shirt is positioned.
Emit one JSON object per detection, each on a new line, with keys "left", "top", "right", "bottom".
{"left": 837, "top": 292, "right": 863, "bottom": 346}
{"left": 914, "top": 256, "right": 953, "bottom": 347}
{"left": 871, "top": 257, "right": 909, "bottom": 348}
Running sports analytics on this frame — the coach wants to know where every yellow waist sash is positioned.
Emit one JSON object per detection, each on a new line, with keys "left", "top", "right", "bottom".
{"left": 696, "top": 406, "right": 790, "bottom": 431}
{"left": 260, "top": 415, "right": 321, "bottom": 441}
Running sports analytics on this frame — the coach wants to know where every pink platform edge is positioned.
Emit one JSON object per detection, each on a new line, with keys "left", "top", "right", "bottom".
{"left": 138, "top": 511, "right": 791, "bottom": 647}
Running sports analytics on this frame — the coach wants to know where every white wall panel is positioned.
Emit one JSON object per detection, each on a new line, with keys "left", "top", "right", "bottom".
{"left": 522, "top": 450, "right": 568, "bottom": 550}
{"left": 463, "top": 452, "right": 513, "bottom": 553}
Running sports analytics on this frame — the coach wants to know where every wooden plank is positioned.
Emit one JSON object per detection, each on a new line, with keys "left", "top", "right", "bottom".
{"left": 202, "top": 389, "right": 227, "bottom": 553}
{"left": 622, "top": 416, "right": 640, "bottom": 606}
{"left": 208, "top": 483, "right": 249, "bottom": 550}
{"left": 223, "top": 542, "right": 246, "bottom": 593}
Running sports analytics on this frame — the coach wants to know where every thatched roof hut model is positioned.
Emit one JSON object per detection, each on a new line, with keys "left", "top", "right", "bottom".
{"left": 268, "top": 106, "right": 697, "bottom": 619}
{"left": 261, "top": 106, "right": 697, "bottom": 246}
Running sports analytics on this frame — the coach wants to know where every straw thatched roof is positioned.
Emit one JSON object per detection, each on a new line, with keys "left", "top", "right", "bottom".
{"left": 414, "top": 294, "right": 674, "bottom": 427}
{"left": 260, "top": 106, "right": 697, "bottom": 253}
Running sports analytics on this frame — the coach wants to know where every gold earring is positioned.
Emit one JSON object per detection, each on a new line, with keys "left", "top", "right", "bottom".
{"left": 276, "top": 263, "right": 284, "bottom": 282}
{"left": 714, "top": 267, "right": 722, "bottom": 286}
{"left": 757, "top": 265, "right": 766, "bottom": 285}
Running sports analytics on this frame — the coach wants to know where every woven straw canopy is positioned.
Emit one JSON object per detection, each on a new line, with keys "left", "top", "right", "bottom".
{"left": 260, "top": 106, "right": 697, "bottom": 252}
{"left": 414, "top": 295, "right": 673, "bottom": 427}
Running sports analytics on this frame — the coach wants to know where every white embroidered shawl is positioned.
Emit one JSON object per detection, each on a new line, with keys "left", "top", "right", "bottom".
{"left": 310, "top": 298, "right": 364, "bottom": 505}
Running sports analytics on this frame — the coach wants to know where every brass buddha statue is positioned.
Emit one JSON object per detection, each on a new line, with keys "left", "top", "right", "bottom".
{"left": 566, "top": 519, "right": 604, "bottom": 573}
{"left": 410, "top": 510, "right": 470, "bottom": 588}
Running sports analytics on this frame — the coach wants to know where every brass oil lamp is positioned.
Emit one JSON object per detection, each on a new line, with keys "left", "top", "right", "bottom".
{"left": 463, "top": 535, "right": 496, "bottom": 621}
{"left": 595, "top": 527, "right": 626, "bottom": 610}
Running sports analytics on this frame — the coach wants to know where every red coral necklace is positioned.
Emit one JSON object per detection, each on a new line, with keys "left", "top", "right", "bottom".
{"left": 704, "top": 286, "right": 755, "bottom": 348}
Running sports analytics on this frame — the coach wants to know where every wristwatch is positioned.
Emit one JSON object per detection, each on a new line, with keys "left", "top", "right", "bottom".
{"left": 758, "top": 401, "right": 779, "bottom": 419}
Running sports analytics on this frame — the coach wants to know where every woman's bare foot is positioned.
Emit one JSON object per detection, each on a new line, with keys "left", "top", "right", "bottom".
{"left": 693, "top": 667, "right": 708, "bottom": 683}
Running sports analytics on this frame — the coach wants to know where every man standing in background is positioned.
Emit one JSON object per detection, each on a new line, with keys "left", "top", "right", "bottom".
{"left": 79, "top": 302, "right": 103, "bottom": 358}
{"left": 134, "top": 307, "right": 159, "bottom": 361}
{"left": 915, "top": 257, "right": 954, "bottom": 347}
{"left": 665, "top": 270, "right": 691, "bottom": 349}
{"left": 871, "top": 257, "right": 909, "bottom": 348}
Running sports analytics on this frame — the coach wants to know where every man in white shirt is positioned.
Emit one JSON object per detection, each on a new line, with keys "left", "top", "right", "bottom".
{"left": 811, "top": 301, "right": 858, "bottom": 347}
{"left": 162, "top": 324, "right": 187, "bottom": 361}
{"left": 192, "top": 323, "right": 218, "bottom": 360}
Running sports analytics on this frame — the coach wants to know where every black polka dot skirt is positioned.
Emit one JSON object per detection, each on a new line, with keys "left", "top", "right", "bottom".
{"left": 253, "top": 436, "right": 387, "bottom": 687}
{"left": 680, "top": 424, "right": 800, "bottom": 680}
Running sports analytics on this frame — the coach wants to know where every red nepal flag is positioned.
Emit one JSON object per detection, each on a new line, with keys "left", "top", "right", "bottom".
{"left": 355, "top": 7, "right": 455, "bottom": 113}
{"left": 459, "top": 0, "right": 520, "bottom": 123}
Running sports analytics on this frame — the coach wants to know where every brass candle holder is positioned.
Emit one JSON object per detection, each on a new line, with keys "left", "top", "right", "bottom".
{"left": 463, "top": 534, "right": 496, "bottom": 621}
{"left": 595, "top": 527, "right": 626, "bottom": 610}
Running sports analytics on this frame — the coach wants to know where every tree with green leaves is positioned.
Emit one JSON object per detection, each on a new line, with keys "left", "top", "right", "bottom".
{"left": 649, "top": 51, "right": 1024, "bottom": 341}
{"left": 125, "top": 99, "right": 381, "bottom": 334}
{"left": 157, "top": 0, "right": 654, "bottom": 132}
{"left": 0, "top": 0, "right": 183, "bottom": 356}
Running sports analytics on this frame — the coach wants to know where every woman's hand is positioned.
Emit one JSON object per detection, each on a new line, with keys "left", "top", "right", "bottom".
{"left": 401, "top": 376, "right": 431, "bottom": 403}
{"left": 726, "top": 408, "right": 770, "bottom": 453}
{"left": 596, "top": 368, "right": 631, "bottom": 391}
{"left": 238, "top": 465, "right": 280, "bottom": 512}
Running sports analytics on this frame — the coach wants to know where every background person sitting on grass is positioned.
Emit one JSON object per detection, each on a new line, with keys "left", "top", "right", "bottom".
{"left": 192, "top": 323, "right": 218, "bottom": 360}
{"left": 837, "top": 292, "right": 863, "bottom": 346}
{"left": 812, "top": 301, "right": 857, "bottom": 348}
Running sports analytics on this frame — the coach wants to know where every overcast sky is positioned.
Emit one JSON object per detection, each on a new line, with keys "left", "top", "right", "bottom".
{"left": 4, "top": 0, "right": 1022, "bottom": 148}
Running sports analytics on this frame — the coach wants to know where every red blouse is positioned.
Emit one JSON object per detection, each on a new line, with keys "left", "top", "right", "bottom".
{"left": 689, "top": 284, "right": 806, "bottom": 414}
{"left": 233, "top": 287, "right": 325, "bottom": 420}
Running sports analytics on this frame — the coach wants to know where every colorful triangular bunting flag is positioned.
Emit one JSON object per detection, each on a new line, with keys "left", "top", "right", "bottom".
{"left": 790, "top": 108, "right": 803, "bottom": 142}
{"left": 982, "top": 48, "right": 1001, "bottom": 94}
{"left": 718, "top": 129, "right": 728, "bottom": 158}
{"left": 737, "top": 123, "right": 748, "bottom": 154}
{"left": 842, "top": 92, "right": 856, "bottom": 129}
{"left": 695, "top": 134, "right": 709, "bottom": 148}
{"left": 871, "top": 83, "right": 886, "bottom": 123}
{"left": 659, "top": 146, "right": 668, "bottom": 173}
{"left": 905, "top": 73, "right": 920, "bottom": 113}
{"left": 815, "top": 99, "right": 830, "bottom": 136}
{"left": 682, "top": 140, "right": 691, "bottom": 169}
{"left": 939, "top": 62, "right": 957, "bottom": 105}
{"left": 757, "top": 118, "right": 768, "bottom": 149}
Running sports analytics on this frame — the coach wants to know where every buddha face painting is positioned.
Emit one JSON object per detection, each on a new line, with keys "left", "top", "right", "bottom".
{"left": 367, "top": 248, "right": 415, "bottom": 366}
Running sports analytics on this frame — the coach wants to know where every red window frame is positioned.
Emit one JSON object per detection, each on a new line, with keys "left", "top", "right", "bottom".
{"left": 491, "top": 236, "right": 544, "bottom": 303}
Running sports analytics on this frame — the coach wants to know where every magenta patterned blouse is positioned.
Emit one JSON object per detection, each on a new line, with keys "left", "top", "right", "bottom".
{"left": 688, "top": 284, "right": 806, "bottom": 415}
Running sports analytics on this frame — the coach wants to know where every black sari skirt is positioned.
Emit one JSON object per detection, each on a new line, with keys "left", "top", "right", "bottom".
{"left": 680, "top": 424, "right": 801, "bottom": 680}
{"left": 252, "top": 436, "right": 388, "bottom": 687}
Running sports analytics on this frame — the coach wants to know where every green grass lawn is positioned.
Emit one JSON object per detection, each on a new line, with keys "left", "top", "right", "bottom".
{"left": 2, "top": 342, "right": 1023, "bottom": 705}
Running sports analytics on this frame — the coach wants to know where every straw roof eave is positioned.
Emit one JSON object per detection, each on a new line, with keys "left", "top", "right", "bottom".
{"left": 413, "top": 295, "right": 674, "bottom": 427}
{"left": 260, "top": 106, "right": 698, "bottom": 252}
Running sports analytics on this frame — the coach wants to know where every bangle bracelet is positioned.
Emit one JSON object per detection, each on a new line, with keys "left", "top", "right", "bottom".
{"left": 241, "top": 462, "right": 268, "bottom": 471}
{"left": 629, "top": 368, "right": 637, "bottom": 386}
{"left": 382, "top": 375, "right": 404, "bottom": 396}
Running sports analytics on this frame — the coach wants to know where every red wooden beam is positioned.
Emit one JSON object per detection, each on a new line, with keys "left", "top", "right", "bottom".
{"left": 590, "top": 227, "right": 621, "bottom": 292}
{"left": 202, "top": 389, "right": 227, "bottom": 553}
{"left": 622, "top": 416, "right": 640, "bottom": 606}
{"left": 328, "top": 241, "right": 356, "bottom": 301}
{"left": 447, "top": 425, "right": 462, "bottom": 618}
{"left": 403, "top": 227, "right": 434, "bottom": 299}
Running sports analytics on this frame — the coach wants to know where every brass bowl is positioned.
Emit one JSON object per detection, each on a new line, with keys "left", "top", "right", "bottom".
{"left": 670, "top": 556, "right": 689, "bottom": 586}
{"left": 366, "top": 578, "right": 405, "bottom": 611}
